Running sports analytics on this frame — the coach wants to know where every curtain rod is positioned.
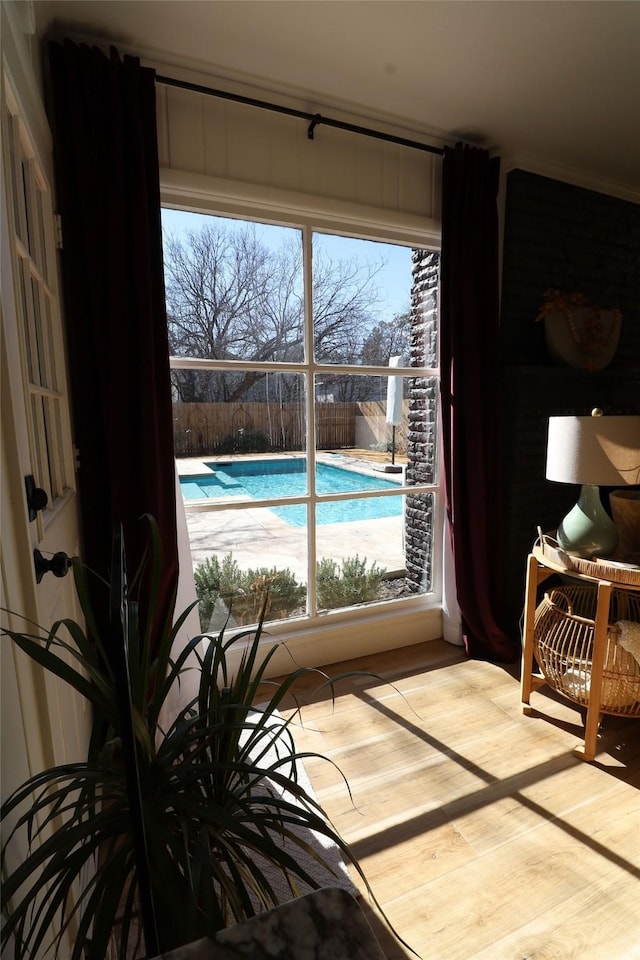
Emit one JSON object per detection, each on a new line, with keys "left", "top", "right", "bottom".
{"left": 155, "top": 74, "right": 444, "bottom": 157}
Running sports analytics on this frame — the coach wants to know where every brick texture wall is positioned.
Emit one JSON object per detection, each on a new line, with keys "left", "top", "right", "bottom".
{"left": 499, "top": 170, "right": 640, "bottom": 637}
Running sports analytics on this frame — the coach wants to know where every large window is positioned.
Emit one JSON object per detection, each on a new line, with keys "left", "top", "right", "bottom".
{"left": 162, "top": 209, "right": 440, "bottom": 632}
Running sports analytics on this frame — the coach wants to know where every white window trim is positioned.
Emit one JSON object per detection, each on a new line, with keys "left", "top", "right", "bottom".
{"left": 161, "top": 168, "right": 441, "bottom": 247}
{"left": 161, "top": 168, "right": 444, "bottom": 670}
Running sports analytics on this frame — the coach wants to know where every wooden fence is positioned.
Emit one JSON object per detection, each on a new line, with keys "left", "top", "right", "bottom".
{"left": 173, "top": 401, "right": 408, "bottom": 457}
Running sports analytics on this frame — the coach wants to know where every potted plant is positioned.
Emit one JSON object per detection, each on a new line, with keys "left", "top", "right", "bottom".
{"left": 1, "top": 518, "right": 395, "bottom": 960}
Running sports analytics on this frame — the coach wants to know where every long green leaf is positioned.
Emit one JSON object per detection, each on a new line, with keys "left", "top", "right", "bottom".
{"left": 2, "top": 627, "right": 106, "bottom": 707}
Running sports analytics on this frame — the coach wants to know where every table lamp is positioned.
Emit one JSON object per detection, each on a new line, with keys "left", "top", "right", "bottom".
{"left": 545, "top": 410, "right": 640, "bottom": 559}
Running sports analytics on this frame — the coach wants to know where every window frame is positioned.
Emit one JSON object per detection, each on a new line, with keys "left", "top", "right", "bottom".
{"left": 161, "top": 172, "right": 444, "bottom": 650}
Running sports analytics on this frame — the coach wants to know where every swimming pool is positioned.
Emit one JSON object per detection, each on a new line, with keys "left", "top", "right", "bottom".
{"left": 179, "top": 458, "right": 403, "bottom": 527}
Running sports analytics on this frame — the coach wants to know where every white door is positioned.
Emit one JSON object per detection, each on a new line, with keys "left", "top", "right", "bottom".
{"left": 1, "top": 19, "right": 90, "bottom": 956}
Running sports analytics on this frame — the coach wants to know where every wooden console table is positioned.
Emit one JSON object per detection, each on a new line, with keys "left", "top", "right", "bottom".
{"left": 521, "top": 543, "right": 640, "bottom": 761}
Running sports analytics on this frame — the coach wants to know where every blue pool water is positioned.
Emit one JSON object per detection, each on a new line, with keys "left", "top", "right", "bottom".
{"left": 180, "top": 458, "right": 402, "bottom": 527}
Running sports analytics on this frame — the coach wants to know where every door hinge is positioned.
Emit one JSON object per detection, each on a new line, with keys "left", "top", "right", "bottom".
{"left": 74, "top": 446, "right": 81, "bottom": 470}
{"left": 54, "top": 214, "right": 63, "bottom": 249}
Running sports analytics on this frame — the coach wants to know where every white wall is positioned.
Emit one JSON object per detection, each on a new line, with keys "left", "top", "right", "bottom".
{"left": 156, "top": 80, "right": 441, "bottom": 222}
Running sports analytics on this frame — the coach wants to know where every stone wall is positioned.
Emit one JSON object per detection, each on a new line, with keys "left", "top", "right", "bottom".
{"left": 405, "top": 249, "right": 440, "bottom": 593}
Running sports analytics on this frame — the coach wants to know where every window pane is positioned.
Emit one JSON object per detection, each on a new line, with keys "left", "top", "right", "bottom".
{"left": 315, "top": 491, "right": 432, "bottom": 614}
{"left": 31, "top": 394, "right": 51, "bottom": 499}
{"left": 44, "top": 295, "right": 59, "bottom": 392}
{"left": 315, "top": 372, "right": 409, "bottom": 474}
{"left": 18, "top": 261, "right": 36, "bottom": 383}
{"left": 35, "top": 185, "right": 49, "bottom": 277}
{"left": 311, "top": 234, "right": 436, "bottom": 368}
{"left": 186, "top": 504, "right": 308, "bottom": 631}
{"left": 163, "top": 211, "right": 303, "bottom": 363}
{"left": 42, "top": 396, "right": 60, "bottom": 498}
{"left": 31, "top": 277, "right": 46, "bottom": 387}
{"left": 404, "top": 492, "right": 434, "bottom": 595}
{"left": 315, "top": 373, "right": 438, "bottom": 485}
{"left": 406, "top": 375, "right": 438, "bottom": 486}
{"left": 51, "top": 396, "right": 69, "bottom": 492}
{"left": 315, "top": 451, "right": 404, "bottom": 498}
{"left": 173, "top": 371, "right": 306, "bottom": 458}
{"left": 6, "top": 112, "right": 22, "bottom": 239}
{"left": 20, "top": 152, "right": 33, "bottom": 257}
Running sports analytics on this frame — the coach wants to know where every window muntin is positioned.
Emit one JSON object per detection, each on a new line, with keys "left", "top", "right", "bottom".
{"left": 164, "top": 209, "right": 439, "bottom": 628}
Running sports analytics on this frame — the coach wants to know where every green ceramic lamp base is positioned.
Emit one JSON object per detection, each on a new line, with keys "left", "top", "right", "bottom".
{"left": 557, "top": 484, "right": 619, "bottom": 559}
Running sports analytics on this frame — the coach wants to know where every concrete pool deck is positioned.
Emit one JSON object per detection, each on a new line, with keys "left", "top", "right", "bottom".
{"left": 177, "top": 453, "right": 407, "bottom": 580}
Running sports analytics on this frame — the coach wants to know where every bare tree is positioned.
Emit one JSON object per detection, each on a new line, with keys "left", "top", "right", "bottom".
{"left": 164, "top": 220, "right": 388, "bottom": 402}
{"left": 360, "top": 313, "right": 411, "bottom": 367}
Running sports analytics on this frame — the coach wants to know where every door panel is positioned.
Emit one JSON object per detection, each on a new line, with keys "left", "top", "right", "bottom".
{"left": 2, "top": 68, "right": 87, "bottom": 723}
{"left": 1, "top": 32, "right": 89, "bottom": 957}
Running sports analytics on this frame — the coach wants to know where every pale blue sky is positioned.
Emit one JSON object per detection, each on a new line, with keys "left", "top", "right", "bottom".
{"left": 161, "top": 207, "right": 412, "bottom": 322}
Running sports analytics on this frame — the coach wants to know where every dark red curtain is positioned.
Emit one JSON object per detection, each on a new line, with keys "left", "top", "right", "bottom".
{"left": 48, "top": 40, "right": 178, "bottom": 656}
{"left": 440, "top": 143, "right": 519, "bottom": 662}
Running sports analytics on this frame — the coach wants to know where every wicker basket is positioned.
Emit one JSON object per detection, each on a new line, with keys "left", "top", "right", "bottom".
{"left": 533, "top": 586, "right": 640, "bottom": 716}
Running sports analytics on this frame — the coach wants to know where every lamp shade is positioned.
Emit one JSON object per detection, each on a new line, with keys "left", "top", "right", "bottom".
{"left": 546, "top": 415, "right": 640, "bottom": 486}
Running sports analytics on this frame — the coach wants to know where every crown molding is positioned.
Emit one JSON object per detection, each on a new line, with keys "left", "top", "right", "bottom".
{"left": 503, "top": 154, "right": 640, "bottom": 206}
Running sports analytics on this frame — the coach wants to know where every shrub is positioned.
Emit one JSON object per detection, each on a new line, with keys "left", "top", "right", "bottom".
{"left": 193, "top": 553, "right": 243, "bottom": 630}
{"left": 230, "top": 566, "right": 306, "bottom": 624}
{"left": 194, "top": 554, "right": 306, "bottom": 628}
{"left": 316, "top": 555, "right": 386, "bottom": 610}
{"left": 196, "top": 553, "right": 387, "bottom": 627}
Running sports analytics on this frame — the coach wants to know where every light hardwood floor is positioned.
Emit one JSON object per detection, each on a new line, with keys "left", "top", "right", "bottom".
{"left": 268, "top": 639, "right": 640, "bottom": 960}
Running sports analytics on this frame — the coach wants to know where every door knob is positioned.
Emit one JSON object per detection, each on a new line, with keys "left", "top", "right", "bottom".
{"left": 34, "top": 550, "right": 72, "bottom": 584}
{"left": 25, "top": 475, "right": 48, "bottom": 521}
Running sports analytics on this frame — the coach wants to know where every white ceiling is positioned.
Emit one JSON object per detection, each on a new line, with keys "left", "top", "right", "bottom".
{"left": 39, "top": 0, "right": 640, "bottom": 198}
